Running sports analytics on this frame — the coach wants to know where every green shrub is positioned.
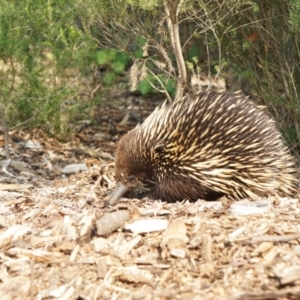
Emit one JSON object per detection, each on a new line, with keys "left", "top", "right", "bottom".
{"left": 96, "top": 49, "right": 131, "bottom": 85}
{"left": 0, "top": 0, "right": 96, "bottom": 139}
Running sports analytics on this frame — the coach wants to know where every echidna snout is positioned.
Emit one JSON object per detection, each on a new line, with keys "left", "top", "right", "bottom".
{"left": 108, "top": 90, "right": 296, "bottom": 205}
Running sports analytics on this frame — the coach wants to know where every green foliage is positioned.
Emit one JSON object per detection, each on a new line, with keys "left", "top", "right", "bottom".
{"left": 76, "top": 0, "right": 162, "bottom": 21}
{"left": 188, "top": 45, "right": 200, "bottom": 61}
{"left": 214, "top": 58, "right": 228, "bottom": 74}
{"left": 289, "top": 0, "right": 300, "bottom": 32}
{"left": 96, "top": 49, "right": 131, "bottom": 85}
{"left": 282, "top": 126, "right": 298, "bottom": 148}
{"left": 94, "top": 40, "right": 147, "bottom": 87}
{"left": 1, "top": 0, "right": 299, "bottom": 152}
{"left": 137, "top": 75, "right": 176, "bottom": 96}
{"left": 0, "top": 0, "right": 96, "bottom": 139}
{"left": 131, "top": 37, "right": 147, "bottom": 58}
{"left": 220, "top": 0, "right": 300, "bottom": 154}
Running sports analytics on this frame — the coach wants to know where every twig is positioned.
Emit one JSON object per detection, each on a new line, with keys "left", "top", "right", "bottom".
{"left": 30, "top": 259, "right": 34, "bottom": 300}
{"left": 0, "top": 103, "right": 10, "bottom": 159}
{"left": 81, "top": 174, "right": 103, "bottom": 208}
{"left": 251, "top": 233, "right": 300, "bottom": 243}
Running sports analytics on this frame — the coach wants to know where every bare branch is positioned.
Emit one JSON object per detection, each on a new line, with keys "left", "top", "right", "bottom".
{"left": 0, "top": 103, "right": 10, "bottom": 159}
{"left": 164, "top": 0, "right": 187, "bottom": 100}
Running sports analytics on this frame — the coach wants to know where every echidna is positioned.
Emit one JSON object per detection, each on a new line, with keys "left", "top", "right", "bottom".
{"left": 108, "top": 90, "right": 296, "bottom": 205}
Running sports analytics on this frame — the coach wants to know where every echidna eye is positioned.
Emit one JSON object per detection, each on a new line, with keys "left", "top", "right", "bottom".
{"left": 128, "top": 175, "right": 136, "bottom": 183}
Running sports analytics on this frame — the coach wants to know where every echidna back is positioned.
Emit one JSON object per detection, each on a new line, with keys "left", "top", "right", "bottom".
{"left": 112, "top": 90, "right": 296, "bottom": 203}
{"left": 137, "top": 91, "right": 295, "bottom": 200}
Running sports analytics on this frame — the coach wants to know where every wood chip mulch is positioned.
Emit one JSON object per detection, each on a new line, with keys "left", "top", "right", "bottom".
{"left": 1, "top": 97, "right": 300, "bottom": 300}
